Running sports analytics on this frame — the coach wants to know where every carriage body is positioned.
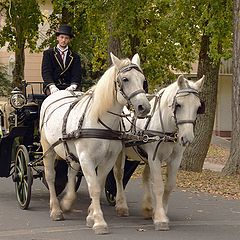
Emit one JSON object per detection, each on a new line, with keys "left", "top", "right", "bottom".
{"left": 0, "top": 82, "right": 81, "bottom": 209}
{"left": 0, "top": 88, "right": 42, "bottom": 178}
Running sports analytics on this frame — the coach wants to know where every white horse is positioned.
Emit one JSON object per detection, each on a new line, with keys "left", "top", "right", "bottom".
{"left": 113, "top": 75, "right": 205, "bottom": 230}
{"left": 39, "top": 53, "right": 151, "bottom": 234}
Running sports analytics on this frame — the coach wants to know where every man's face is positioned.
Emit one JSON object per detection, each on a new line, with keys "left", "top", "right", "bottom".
{"left": 57, "top": 34, "right": 71, "bottom": 48}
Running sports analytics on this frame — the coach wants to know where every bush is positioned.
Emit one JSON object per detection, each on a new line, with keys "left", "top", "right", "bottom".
{"left": 0, "top": 65, "right": 12, "bottom": 96}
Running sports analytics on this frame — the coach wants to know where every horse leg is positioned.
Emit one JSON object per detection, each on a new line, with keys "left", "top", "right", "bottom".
{"left": 60, "top": 161, "right": 80, "bottom": 212}
{"left": 79, "top": 153, "right": 108, "bottom": 235}
{"left": 148, "top": 157, "right": 169, "bottom": 231}
{"left": 141, "top": 163, "right": 153, "bottom": 219}
{"left": 41, "top": 134, "right": 63, "bottom": 221}
{"left": 163, "top": 150, "right": 183, "bottom": 213}
{"left": 114, "top": 153, "right": 129, "bottom": 217}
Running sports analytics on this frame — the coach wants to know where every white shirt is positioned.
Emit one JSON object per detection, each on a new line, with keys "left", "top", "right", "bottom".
{"left": 57, "top": 45, "right": 68, "bottom": 67}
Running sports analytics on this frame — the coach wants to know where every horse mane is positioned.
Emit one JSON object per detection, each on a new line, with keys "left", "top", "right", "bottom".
{"left": 89, "top": 58, "right": 132, "bottom": 120}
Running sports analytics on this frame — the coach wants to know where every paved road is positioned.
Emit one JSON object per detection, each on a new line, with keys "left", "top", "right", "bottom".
{"left": 0, "top": 176, "right": 239, "bottom": 240}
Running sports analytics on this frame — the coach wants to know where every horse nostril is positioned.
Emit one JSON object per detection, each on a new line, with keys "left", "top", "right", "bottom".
{"left": 181, "top": 136, "right": 191, "bottom": 147}
{"left": 138, "top": 105, "right": 144, "bottom": 113}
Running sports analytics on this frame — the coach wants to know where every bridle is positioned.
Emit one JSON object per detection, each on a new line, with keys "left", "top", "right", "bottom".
{"left": 115, "top": 64, "right": 146, "bottom": 107}
{"left": 127, "top": 87, "right": 203, "bottom": 161}
{"left": 172, "top": 88, "right": 202, "bottom": 127}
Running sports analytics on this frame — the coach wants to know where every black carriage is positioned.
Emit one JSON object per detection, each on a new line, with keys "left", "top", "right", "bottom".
{"left": 0, "top": 81, "right": 82, "bottom": 209}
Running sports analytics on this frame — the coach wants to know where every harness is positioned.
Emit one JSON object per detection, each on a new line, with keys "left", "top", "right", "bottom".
{"left": 115, "top": 64, "right": 146, "bottom": 108}
{"left": 126, "top": 87, "right": 203, "bottom": 161}
{"left": 172, "top": 88, "right": 200, "bottom": 126}
{"left": 40, "top": 63, "right": 147, "bottom": 164}
{"left": 40, "top": 72, "right": 203, "bottom": 165}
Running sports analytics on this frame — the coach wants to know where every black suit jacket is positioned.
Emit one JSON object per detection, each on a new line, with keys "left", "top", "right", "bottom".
{"left": 41, "top": 47, "right": 82, "bottom": 93}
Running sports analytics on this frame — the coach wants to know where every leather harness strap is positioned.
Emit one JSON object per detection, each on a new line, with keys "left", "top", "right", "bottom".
{"left": 39, "top": 63, "right": 148, "bottom": 164}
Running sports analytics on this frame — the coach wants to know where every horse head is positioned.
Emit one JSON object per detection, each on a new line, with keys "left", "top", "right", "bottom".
{"left": 172, "top": 75, "right": 205, "bottom": 147}
{"left": 110, "top": 53, "right": 151, "bottom": 117}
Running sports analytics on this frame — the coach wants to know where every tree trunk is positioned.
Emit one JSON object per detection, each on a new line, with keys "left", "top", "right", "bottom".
{"left": 62, "top": 6, "right": 73, "bottom": 24}
{"left": 181, "top": 35, "right": 220, "bottom": 172}
{"left": 129, "top": 35, "right": 140, "bottom": 56}
{"left": 222, "top": 0, "right": 240, "bottom": 175}
{"left": 107, "top": 21, "right": 122, "bottom": 64}
{"left": 12, "top": 16, "right": 25, "bottom": 89}
{"left": 12, "top": 38, "right": 25, "bottom": 89}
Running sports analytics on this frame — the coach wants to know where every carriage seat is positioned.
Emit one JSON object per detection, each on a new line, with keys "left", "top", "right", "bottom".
{"left": 27, "top": 94, "right": 47, "bottom": 105}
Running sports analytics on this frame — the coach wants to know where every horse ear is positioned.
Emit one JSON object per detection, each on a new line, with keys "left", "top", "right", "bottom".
{"left": 131, "top": 53, "right": 140, "bottom": 67}
{"left": 110, "top": 52, "right": 121, "bottom": 69}
{"left": 177, "top": 75, "right": 187, "bottom": 89}
{"left": 195, "top": 75, "right": 205, "bottom": 92}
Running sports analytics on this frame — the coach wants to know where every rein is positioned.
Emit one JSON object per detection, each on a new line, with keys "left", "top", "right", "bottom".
{"left": 128, "top": 87, "right": 201, "bottom": 161}
{"left": 40, "top": 63, "right": 148, "bottom": 164}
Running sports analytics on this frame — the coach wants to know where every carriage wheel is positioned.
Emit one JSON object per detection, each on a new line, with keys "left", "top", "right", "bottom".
{"left": 42, "top": 160, "right": 82, "bottom": 196}
{"left": 105, "top": 188, "right": 116, "bottom": 206}
{"left": 75, "top": 171, "right": 83, "bottom": 192}
{"left": 14, "top": 145, "right": 33, "bottom": 210}
{"left": 54, "top": 162, "right": 83, "bottom": 195}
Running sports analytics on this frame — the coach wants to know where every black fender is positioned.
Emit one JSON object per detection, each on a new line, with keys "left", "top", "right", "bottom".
{"left": 0, "top": 127, "right": 29, "bottom": 177}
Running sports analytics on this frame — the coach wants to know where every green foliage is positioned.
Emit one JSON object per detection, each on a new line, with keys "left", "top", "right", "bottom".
{"left": 77, "top": 0, "right": 232, "bottom": 89}
{"left": 0, "top": 0, "right": 44, "bottom": 87}
{"left": 0, "top": 65, "right": 12, "bottom": 96}
{"left": 0, "top": 0, "right": 44, "bottom": 51}
{"left": 0, "top": 0, "right": 233, "bottom": 91}
{"left": 171, "top": 0, "right": 233, "bottom": 62}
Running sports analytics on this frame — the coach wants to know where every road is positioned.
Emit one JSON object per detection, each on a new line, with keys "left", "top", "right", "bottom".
{"left": 0, "top": 176, "right": 239, "bottom": 240}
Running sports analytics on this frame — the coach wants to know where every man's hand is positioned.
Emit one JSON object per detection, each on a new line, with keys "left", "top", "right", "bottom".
{"left": 49, "top": 84, "right": 59, "bottom": 94}
{"left": 66, "top": 84, "right": 78, "bottom": 91}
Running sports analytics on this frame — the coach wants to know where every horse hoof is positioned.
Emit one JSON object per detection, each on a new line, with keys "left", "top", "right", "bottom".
{"left": 116, "top": 208, "right": 129, "bottom": 217}
{"left": 50, "top": 212, "right": 64, "bottom": 221}
{"left": 155, "top": 222, "right": 169, "bottom": 231}
{"left": 86, "top": 216, "right": 94, "bottom": 228}
{"left": 93, "top": 225, "right": 109, "bottom": 235}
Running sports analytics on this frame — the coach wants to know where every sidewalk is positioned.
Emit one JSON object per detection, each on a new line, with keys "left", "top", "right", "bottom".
{"left": 203, "top": 135, "right": 230, "bottom": 172}
{"left": 210, "top": 135, "right": 231, "bottom": 149}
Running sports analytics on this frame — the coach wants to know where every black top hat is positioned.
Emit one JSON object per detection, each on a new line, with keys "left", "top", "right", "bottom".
{"left": 56, "top": 24, "right": 74, "bottom": 38}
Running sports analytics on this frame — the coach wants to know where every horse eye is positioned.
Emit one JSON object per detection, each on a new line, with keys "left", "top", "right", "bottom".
{"left": 122, "top": 77, "right": 129, "bottom": 82}
{"left": 176, "top": 103, "right": 181, "bottom": 108}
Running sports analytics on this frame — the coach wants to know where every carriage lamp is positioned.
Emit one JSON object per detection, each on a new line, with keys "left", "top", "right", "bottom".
{"left": 10, "top": 88, "right": 27, "bottom": 109}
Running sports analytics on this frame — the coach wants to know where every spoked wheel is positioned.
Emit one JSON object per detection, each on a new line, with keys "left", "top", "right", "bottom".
{"left": 105, "top": 160, "right": 140, "bottom": 206}
{"left": 42, "top": 161, "right": 83, "bottom": 196}
{"left": 105, "top": 188, "right": 116, "bottom": 206}
{"left": 105, "top": 169, "right": 116, "bottom": 206}
{"left": 14, "top": 145, "right": 33, "bottom": 210}
{"left": 75, "top": 170, "right": 83, "bottom": 192}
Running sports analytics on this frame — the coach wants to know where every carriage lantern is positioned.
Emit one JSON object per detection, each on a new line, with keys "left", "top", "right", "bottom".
{"left": 10, "top": 87, "right": 27, "bottom": 109}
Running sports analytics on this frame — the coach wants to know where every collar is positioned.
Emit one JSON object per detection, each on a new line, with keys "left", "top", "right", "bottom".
{"left": 57, "top": 44, "right": 69, "bottom": 53}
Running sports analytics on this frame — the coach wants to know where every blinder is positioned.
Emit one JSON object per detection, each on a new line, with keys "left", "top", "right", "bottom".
{"left": 172, "top": 87, "right": 204, "bottom": 126}
{"left": 197, "top": 100, "right": 205, "bottom": 114}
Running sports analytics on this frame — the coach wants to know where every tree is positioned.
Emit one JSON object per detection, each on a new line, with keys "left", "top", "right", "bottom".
{"left": 0, "top": 65, "right": 11, "bottom": 96}
{"left": 41, "top": 0, "right": 98, "bottom": 89}
{"left": 176, "top": 0, "right": 233, "bottom": 172}
{"left": 41, "top": 2, "right": 232, "bottom": 173}
{"left": 222, "top": 0, "right": 240, "bottom": 175}
{"left": 0, "top": 0, "right": 43, "bottom": 88}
